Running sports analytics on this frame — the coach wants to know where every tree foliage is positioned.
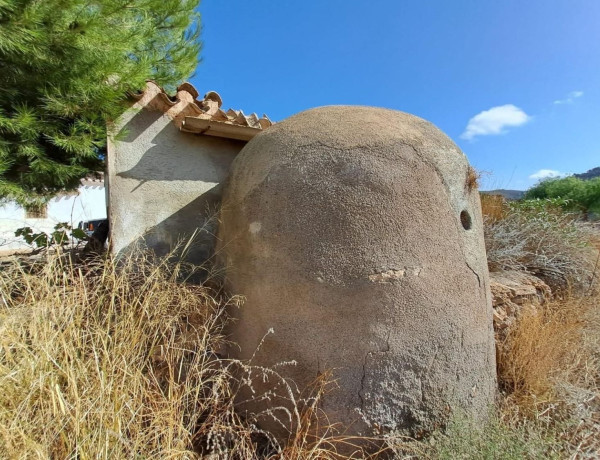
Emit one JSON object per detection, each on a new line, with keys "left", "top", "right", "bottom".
{"left": 524, "top": 176, "right": 600, "bottom": 216}
{"left": 0, "top": 0, "right": 201, "bottom": 205}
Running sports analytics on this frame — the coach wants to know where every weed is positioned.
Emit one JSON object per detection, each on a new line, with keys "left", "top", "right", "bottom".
{"left": 428, "top": 413, "right": 561, "bottom": 459}
{"left": 496, "top": 292, "right": 600, "bottom": 458}
{"left": 484, "top": 199, "right": 595, "bottom": 290}
{"left": 0, "top": 251, "right": 366, "bottom": 458}
{"left": 466, "top": 166, "right": 480, "bottom": 192}
{"left": 480, "top": 193, "right": 507, "bottom": 223}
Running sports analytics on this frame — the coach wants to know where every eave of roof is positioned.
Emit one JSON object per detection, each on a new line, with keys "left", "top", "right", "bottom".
{"left": 80, "top": 171, "right": 104, "bottom": 188}
{"left": 134, "top": 81, "right": 272, "bottom": 141}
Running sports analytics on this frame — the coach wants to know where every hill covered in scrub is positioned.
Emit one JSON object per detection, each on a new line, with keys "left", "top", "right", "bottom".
{"left": 574, "top": 166, "right": 600, "bottom": 180}
{"left": 481, "top": 166, "right": 600, "bottom": 205}
{"left": 481, "top": 189, "right": 525, "bottom": 200}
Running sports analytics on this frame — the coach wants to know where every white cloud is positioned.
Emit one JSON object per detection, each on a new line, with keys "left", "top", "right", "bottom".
{"left": 553, "top": 90, "right": 584, "bottom": 104}
{"left": 529, "top": 169, "right": 563, "bottom": 180}
{"left": 460, "top": 104, "right": 531, "bottom": 140}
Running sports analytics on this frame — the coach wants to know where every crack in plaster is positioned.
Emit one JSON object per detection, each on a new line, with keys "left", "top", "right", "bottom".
{"left": 466, "top": 262, "right": 481, "bottom": 288}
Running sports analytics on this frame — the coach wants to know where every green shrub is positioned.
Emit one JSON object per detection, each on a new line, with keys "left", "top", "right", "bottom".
{"left": 429, "top": 414, "right": 561, "bottom": 460}
{"left": 14, "top": 223, "right": 87, "bottom": 249}
{"left": 525, "top": 176, "right": 600, "bottom": 217}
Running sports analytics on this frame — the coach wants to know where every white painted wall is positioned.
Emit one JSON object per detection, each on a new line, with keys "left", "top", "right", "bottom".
{"left": 0, "top": 185, "right": 106, "bottom": 253}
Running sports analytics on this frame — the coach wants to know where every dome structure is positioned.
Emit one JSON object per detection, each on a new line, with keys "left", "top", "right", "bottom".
{"left": 218, "top": 106, "right": 496, "bottom": 441}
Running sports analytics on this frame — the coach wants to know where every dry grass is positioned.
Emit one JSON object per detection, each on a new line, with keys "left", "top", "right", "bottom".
{"left": 486, "top": 204, "right": 600, "bottom": 457}
{"left": 484, "top": 201, "right": 595, "bottom": 290}
{"left": 465, "top": 166, "right": 480, "bottom": 192}
{"left": 496, "top": 290, "right": 600, "bottom": 457}
{"left": 0, "top": 251, "right": 241, "bottom": 458}
{"left": 430, "top": 287, "right": 600, "bottom": 459}
{"left": 480, "top": 193, "right": 507, "bottom": 222}
{"left": 0, "top": 251, "right": 381, "bottom": 459}
{"left": 1, "top": 218, "right": 598, "bottom": 458}
{"left": 497, "top": 295, "right": 598, "bottom": 408}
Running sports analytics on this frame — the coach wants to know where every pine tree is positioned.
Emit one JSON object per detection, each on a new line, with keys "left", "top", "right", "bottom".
{"left": 0, "top": 0, "right": 201, "bottom": 205}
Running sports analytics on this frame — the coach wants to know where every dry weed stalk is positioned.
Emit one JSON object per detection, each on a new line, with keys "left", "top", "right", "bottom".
{"left": 465, "top": 166, "right": 480, "bottom": 192}
{"left": 497, "top": 300, "right": 585, "bottom": 406}
{"left": 484, "top": 203, "right": 594, "bottom": 290}
{"left": 0, "top": 251, "right": 384, "bottom": 459}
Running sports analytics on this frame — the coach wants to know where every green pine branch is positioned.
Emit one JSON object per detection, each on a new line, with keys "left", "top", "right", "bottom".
{"left": 0, "top": 0, "right": 202, "bottom": 206}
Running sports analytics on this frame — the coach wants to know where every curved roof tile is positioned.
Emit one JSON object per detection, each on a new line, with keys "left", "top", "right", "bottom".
{"left": 133, "top": 81, "right": 272, "bottom": 141}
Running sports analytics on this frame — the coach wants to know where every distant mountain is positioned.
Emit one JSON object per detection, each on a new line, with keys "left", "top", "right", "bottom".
{"left": 574, "top": 167, "right": 600, "bottom": 180}
{"left": 481, "top": 189, "right": 525, "bottom": 200}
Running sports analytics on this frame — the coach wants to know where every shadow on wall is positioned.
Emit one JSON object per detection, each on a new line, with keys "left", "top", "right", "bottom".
{"left": 118, "top": 184, "right": 223, "bottom": 272}
{"left": 116, "top": 110, "right": 243, "bottom": 186}
{"left": 111, "top": 101, "right": 244, "bottom": 271}
{"left": 116, "top": 97, "right": 165, "bottom": 144}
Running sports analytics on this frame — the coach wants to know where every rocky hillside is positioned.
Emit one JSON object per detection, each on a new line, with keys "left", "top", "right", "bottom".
{"left": 574, "top": 166, "right": 600, "bottom": 180}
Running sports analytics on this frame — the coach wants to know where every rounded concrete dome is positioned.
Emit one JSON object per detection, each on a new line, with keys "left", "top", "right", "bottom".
{"left": 218, "top": 106, "right": 496, "bottom": 441}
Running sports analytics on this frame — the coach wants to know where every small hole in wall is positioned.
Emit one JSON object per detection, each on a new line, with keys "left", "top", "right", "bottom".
{"left": 460, "top": 210, "right": 472, "bottom": 230}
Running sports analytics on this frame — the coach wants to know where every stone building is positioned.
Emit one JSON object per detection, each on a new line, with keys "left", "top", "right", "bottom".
{"left": 218, "top": 106, "right": 496, "bottom": 441}
{"left": 106, "top": 81, "right": 271, "bottom": 264}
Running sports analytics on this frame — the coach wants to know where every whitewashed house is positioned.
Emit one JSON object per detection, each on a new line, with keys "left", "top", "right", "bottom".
{"left": 0, "top": 175, "right": 106, "bottom": 254}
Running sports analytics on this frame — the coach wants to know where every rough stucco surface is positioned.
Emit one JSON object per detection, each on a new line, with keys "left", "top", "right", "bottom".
{"left": 218, "top": 106, "right": 497, "bottom": 439}
{"left": 108, "top": 107, "right": 244, "bottom": 264}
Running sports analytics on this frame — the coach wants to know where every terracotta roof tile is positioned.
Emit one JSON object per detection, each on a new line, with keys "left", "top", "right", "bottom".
{"left": 134, "top": 81, "right": 272, "bottom": 141}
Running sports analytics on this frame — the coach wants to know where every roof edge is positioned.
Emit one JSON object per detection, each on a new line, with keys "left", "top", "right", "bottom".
{"left": 181, "top": 117, "right": 261, "bottom": 141}
{"left": 133, "top": 81, "right": 272, "bottom": 141}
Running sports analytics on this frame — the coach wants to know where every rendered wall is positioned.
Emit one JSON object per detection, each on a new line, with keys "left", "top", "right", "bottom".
{"left": 108, "top": 106, "right": 245, "bottom": 265}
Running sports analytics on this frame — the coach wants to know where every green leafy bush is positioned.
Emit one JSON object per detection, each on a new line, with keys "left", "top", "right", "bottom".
{"left": 15, "top": 223, "right": 87, "bottom": 249}
{"left": 525, "top": 176, "right": 600, "bottom": 217}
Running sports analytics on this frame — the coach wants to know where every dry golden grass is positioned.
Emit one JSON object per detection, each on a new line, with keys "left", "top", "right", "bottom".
{"left": 497, "top": 298, "right": 589, "bottom": 407}
{"left": 465, "top": 166, "right": 481, "bottom": 192}
{"left": 480, "top": 193, "right": 507, "bottom": 222}
{"left": 0, "top": 251, "right": 385, "bottom": 459}
{"left": 465, "top": 166, "right": 480, "bottom": 192}
{"left": 495, "top": 221, "right": 600, "bottom": 409}
{"left": 495, "top": 288, "right": 600, "bottom": 457}
{"left": 0, "top": 251, "right": 242, "bottom": 458}
{"left": 486, "top": 211, "right": 600, "bottom": 458}
{"left": 2, "top": 222, "right": 598, "bottom": 458}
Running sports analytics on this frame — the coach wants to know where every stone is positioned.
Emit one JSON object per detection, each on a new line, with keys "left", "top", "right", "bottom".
{"left": 489, "top": 270, "right": 551, "bottom": 333}
{"left": 217, "top": 106, "right": 496, "bottom": 442}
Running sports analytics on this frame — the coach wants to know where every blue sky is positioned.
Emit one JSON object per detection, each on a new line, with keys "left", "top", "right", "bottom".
{"left": 191, "top": 1, "right": 600, "bottom": 191}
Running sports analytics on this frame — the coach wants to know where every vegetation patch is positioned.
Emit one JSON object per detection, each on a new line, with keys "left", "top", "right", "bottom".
{"left": 1, "top": 197, "right": 598, "bottom": 458}
{"left": 0, "top": 252, "right": 383, "bottom": 458}
{"left": 525, "top": 176, "right": 600, "bottom": 217}
{"left": 483, "top": 197, "right": 595, "bottom": 290}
